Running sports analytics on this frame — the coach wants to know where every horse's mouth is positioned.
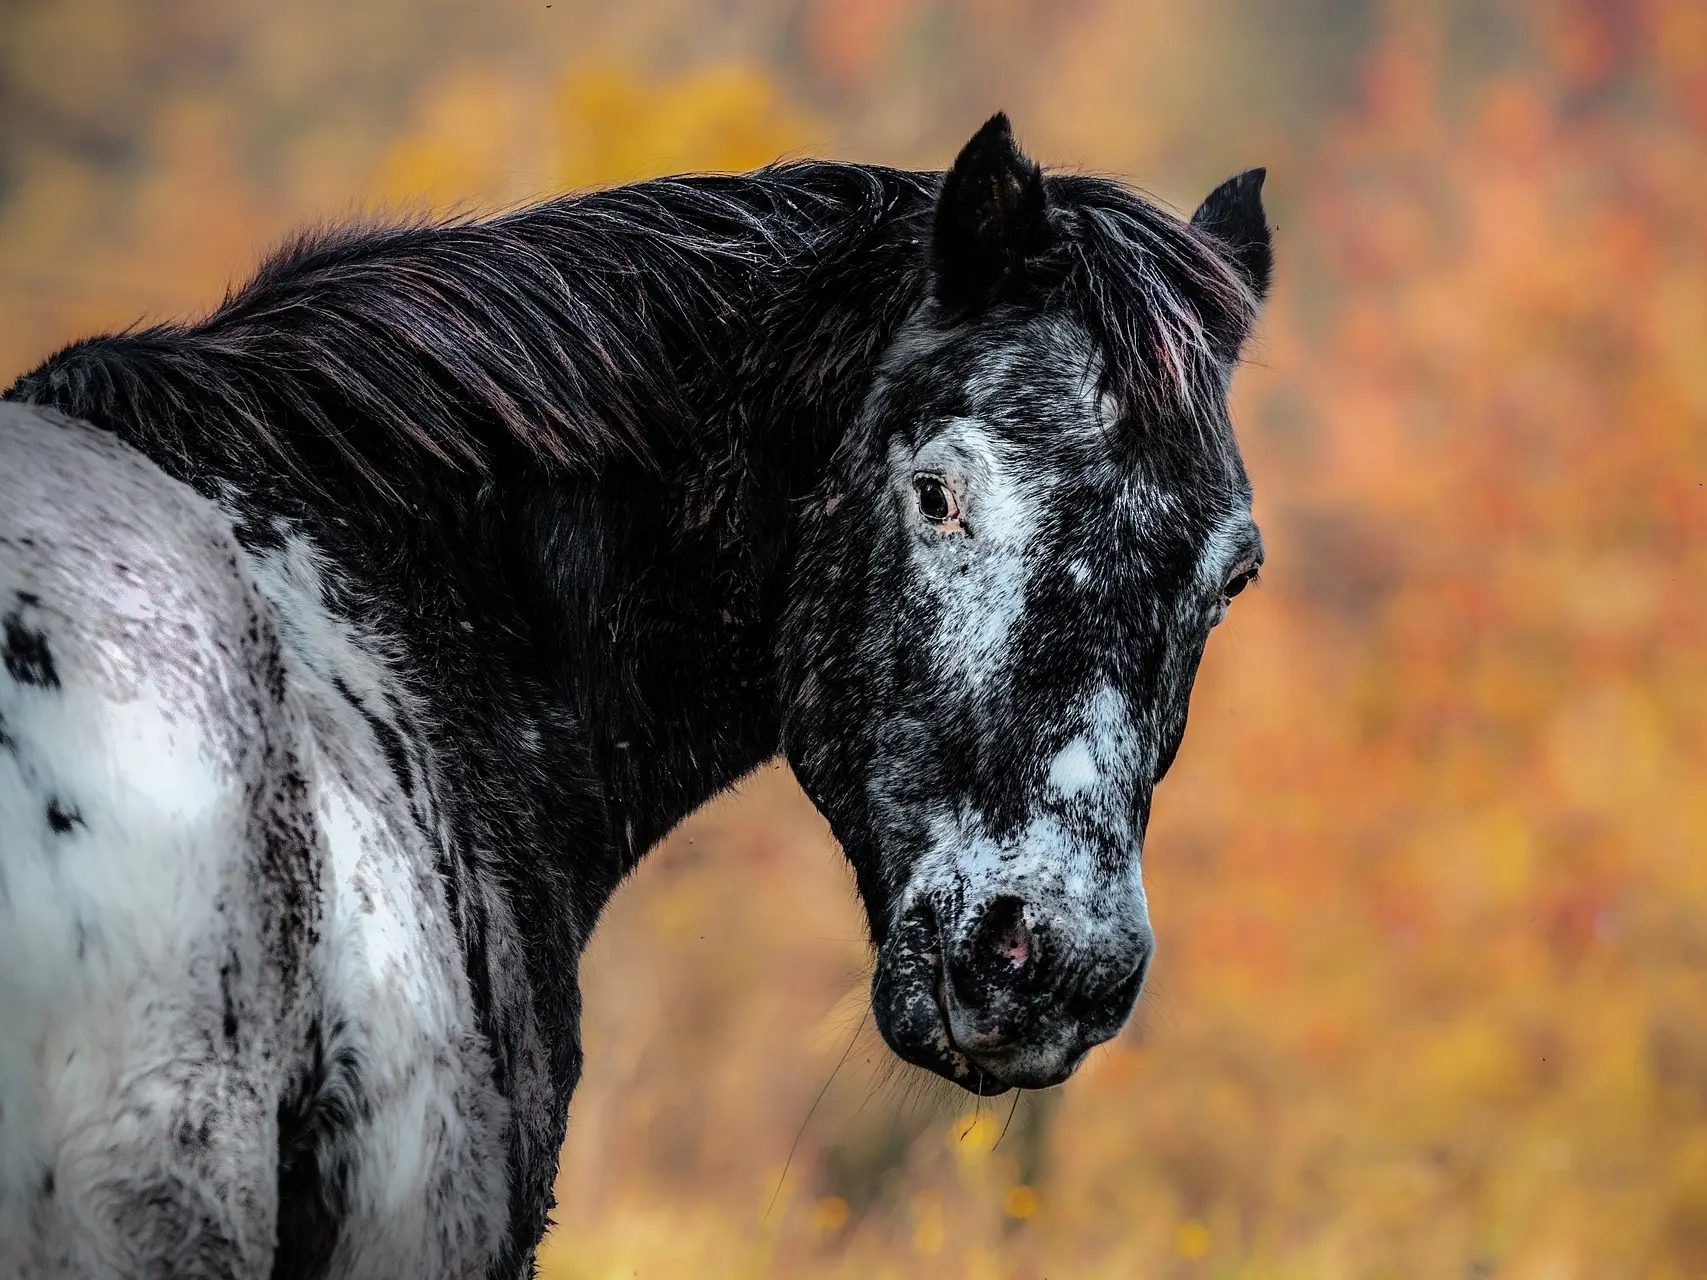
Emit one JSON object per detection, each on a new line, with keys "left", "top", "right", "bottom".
{"left": 872, "top": 896, "right": 1100, "bottom": 1096}
{"left": 925, "top": 940, "right": 1016, "bottom": 1097}
{"left": 869, "top": 898, "right": 1014, "bottom": 1096}
{"left": 929, "top": 934, "right": 1014, "bottom": 1096}
{"left": 932, "top": 916, "right": 1093, "bottom": 1093}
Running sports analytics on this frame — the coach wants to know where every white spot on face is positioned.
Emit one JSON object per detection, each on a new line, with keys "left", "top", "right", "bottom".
{"left": 1048, "top": 737, "right": 1099, "bottom": 797}
{"left": 1097, "top": 390, "right": 1121, "bottom": 431}
{"left": 1195, "top": 504, "right": 1261, "bottom": 630}
{"left": 907, "top": 805, "right": 1148, "bottom": 961}
{"left": 879, "top": 314, "right": 1125, "bottom": 699}
{"left": 1124, "top": 476, "right": 1183, "bottom": 522}
{"left": 893, "top": 418, "right": 1041, "bottom": 689}
{"left": 878, "top": 317, "right": 1153, "bottom": 935}
{"left": 904, "top": 681, "right": 1147, "bottom": 951}
{"left": 962, "top": 318, "right": 1108, "bottom": 441}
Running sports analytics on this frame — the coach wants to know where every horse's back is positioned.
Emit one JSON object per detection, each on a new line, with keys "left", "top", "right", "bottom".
{"left": 0, "top": 403, "right": 513, "bottom": 1278}
{"left": 0, "top": 402, "right": 321, "bottom": 1275}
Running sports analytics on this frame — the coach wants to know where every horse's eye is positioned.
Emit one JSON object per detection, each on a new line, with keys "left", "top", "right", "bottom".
{"left": 914, "top": 475, "right": 958, "bottom": 525}
{"left": 1223, "top": 566, "right": 1258, "bottom": 601}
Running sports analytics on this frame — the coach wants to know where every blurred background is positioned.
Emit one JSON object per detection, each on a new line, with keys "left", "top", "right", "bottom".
{"left": 3, "top": 0, "right": 1705, "bottom": 1274}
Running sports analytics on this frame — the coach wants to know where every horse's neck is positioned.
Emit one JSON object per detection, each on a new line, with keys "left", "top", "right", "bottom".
{"left": 8, "top": 172, "right": 929, "bottom": 914}
{"left": 237, "top": 217, "right": 922, "bottom": 909}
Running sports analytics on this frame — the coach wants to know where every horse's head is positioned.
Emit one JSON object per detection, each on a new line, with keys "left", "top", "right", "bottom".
{"left": 781, "top": 115, "right": 1270, "bottom": 1094}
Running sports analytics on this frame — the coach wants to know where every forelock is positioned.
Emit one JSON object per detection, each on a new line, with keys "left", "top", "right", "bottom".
{"left": 1044, "top": 175, "right": 1259, "bottom": 478}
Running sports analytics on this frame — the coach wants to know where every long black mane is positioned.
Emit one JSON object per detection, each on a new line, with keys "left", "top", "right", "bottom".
{"left": 9, "top": 165, "right": 929, "bottom": 497}
{"left": 8, "top": 161, "right": 1254, "bottom": 498}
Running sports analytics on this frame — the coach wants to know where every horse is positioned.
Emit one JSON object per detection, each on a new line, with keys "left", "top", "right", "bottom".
{"left": 0, "top": 113, "right": 1270, "bottom": 1277}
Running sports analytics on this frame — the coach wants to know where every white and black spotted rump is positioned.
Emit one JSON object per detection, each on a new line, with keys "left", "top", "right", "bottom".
{"left": 0, "top": 405, "right": 508, "bottom": 1277}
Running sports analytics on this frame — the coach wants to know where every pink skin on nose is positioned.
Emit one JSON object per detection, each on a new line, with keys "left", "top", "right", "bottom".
{"left": 997, "top": 915, "right": 1030, "bottom": 968}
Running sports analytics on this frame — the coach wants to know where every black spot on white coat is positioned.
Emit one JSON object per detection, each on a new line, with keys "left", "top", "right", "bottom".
{"left": 2, "top": 597, "right": 59, "bottom": 689}
{"left": 44, "top": 798, "right": 81, "bottom": 834}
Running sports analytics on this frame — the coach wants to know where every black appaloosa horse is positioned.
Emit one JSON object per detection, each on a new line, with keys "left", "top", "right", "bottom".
{"left": 0, "top": 114, "right": 1270, "bottom": 1277}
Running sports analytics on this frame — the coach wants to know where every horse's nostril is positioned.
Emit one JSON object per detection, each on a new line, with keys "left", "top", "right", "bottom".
{"left": 972, "top": 894, "right": 1032, "bottom": 972}
{"left": 1116, "top": 951, "right": 1150, "bottom": 1006}
{"left": 1083, "top": 946, "right": 1151, "bottom": 1028}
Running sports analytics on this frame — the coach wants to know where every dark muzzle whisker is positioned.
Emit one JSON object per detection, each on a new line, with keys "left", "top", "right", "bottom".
{"left": 764, "top": 1007, "right": 867, "bottom": 1220}
{"left": 993, "top": 1088, "right": 1024, "bottom": 1151}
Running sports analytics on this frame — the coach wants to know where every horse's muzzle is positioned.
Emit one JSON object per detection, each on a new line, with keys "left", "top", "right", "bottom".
{"left": 870, "top": 893, "right": 1151, "bottom": 1094}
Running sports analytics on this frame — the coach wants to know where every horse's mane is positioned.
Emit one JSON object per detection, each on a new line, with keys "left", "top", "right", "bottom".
{"left": 5, "top": 164, "right": 927, "bottom": 491}
{"left": 5, "top": 160, "right": 1255, "bottom": 493}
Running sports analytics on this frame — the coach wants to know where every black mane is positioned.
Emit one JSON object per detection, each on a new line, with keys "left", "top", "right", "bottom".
{"left": 7, "top": 161, "right": 1254, "bottom": 498}
{"left": 8, "top": 164, "right": 931, "bottom": 497}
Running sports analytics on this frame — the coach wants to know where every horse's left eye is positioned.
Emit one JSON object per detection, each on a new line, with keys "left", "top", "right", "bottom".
{"left": 914, "top": 475, "right": 959, "bottom": 526}
{"left": 1223, "top": 567, "right": 1258, "bottom": 601}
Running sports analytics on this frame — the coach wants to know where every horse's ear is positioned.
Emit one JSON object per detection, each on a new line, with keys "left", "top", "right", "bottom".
{"left": 932, "top": 113, "right": 1053, "bottom": 312}
{"left": 1190, "top": 167, "right": 1273, "bottom": 302}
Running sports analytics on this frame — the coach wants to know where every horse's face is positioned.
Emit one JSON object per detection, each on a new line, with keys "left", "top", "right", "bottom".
{"left": 782, "top": 116, "right": 1271, "bottom": 1094}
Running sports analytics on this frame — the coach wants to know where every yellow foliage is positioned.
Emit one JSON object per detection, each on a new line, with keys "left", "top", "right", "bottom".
{"left": 556, "top": 65, "right": 817, "bottom": 191}
{"left": 813, "top": 1195, "right": 850, "bottom": 1232}
{"left": 374, "top": 63, "right": 815, "bottom": 215}
{"left": 1003, "top": 1185, "right": 1038, "bottom": 1221}
{"left": 378, "top": 70, "right": 548, "bottom": 213}
{"left": 1176, "top": 1219, "right": 1210, "bottom": 1260}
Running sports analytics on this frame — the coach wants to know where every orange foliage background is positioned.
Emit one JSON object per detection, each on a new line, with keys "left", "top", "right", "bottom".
{"left": 3, "top": 1, "right": 1704, "bottom": 1274}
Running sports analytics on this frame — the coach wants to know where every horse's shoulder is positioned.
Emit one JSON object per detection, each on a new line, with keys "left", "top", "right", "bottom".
{"left": 0, "top": 401, "right": 286, "bottom": 704}
{"left": 0, "top": 404, "right": 326, "bottom": 1273}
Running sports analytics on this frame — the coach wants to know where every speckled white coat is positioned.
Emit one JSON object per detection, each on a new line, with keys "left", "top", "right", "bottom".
{"left": 0, "top": 404, "right": 508, "bottom": 1279}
